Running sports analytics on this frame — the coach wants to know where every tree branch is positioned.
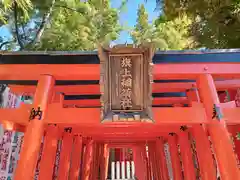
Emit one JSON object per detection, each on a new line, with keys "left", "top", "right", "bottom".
{"left": 21, "top": 23, "right": 27, "bottom": 41}
{"left": 27, "top": 0, "right": 56, "bottom": 48}
{"left": 54, "top": 4, "right": 80, "bottom": 13}
{"left": 35, "top": 4, "right": 82, "bottom": 14}
{"left": 13, "top": 1, "right": 24, "bottom": 50}
{"left": 0, "top": 41, "right": 12, "bottom": 50}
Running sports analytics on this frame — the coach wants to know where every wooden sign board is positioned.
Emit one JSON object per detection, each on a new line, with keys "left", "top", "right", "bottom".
{"left": 98, "top": 45, "right": 154, "bottom": 122}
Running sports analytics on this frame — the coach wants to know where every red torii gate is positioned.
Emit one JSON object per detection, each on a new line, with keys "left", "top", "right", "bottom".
{"left": 0, "top": 46, "right": 240, "bottom": 180}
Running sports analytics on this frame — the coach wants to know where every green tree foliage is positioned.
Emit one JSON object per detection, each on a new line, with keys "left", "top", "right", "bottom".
{"left": 0, "top": 0, "right": 32, "bottom": 23}
{"left": 155, "top": 14, "right": 195, "bottom": 50}
{"left": 161, "top": 0, "right": 240, "bottom": 48}
{"left": 0, "top": 0, "right": 122, "bottom": 51}
{"left": 236, "top": 132, "right": 240, "bottom": 140}
{"left": 131, "top": 4, "right": 155, "bottom": 45}
{"left": 0, "top": 0, "right": 34, "bottom": 50}
{"left": 131, "top": 4, "right": 194, "bottom": 50}
{"left": 35, "top": 0, "right": 121, "bottom": 50}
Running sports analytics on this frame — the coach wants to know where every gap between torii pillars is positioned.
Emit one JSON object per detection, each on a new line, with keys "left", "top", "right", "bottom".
{"left": 197, "top": 74, "right": 240, "bottom": 180}
{"left": 14, "top": 75, "right": 55, "bottom": 180}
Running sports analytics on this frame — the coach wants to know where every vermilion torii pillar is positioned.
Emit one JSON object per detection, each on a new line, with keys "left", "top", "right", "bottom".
{"left": 100, "top": 143, "right": 109, "bottom": 180}
{"left": 133, "top": 144, "right": 146, "bottom": 180}
{"left": 186, "top": 89, "right": 217, "bottom": 180}
{"left": 197, "top": 74, "right": 240, "bottom": 180}
{"left": 191, "top": 125, "right": 217, "bottom": 180}
{"left": 91, "top": 142, "right": 100, "bottom": 180}
{"left": 14, "top": 75, "right": 54, "bottom": 180}
{"left": 39, "top": 125, "right": 59, "bottom": 180}
{"left": 168, "top": 134, "right": 182, "bottom": 180}
{"left": 148, "top": 142, "right": 159, "bottom": 180}
{"left": 58, "top": 131, "right": 74, "bottom": 180}
{"left": 69, "top": 135, "right": 83, "bottom": 180}
{"left": 156, "top": 138, "right": 169, "bottom": 180}
{"left": 178, "top": 130, "right": 195, "bottom": 180}
{"left": 82, "top": 139, "right": 94, "bottom": 180}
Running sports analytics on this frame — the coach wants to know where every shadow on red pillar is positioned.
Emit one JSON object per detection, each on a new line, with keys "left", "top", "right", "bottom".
{"left": 226, "top": 89, "right": 240, "bottom": 164}
{"left": 100, "top": 143, "right": 109, "bottom": 180}
{"left": 38, "top": 125, "right": 59, "bottom": 180}
{"left": 133, "top": 144, "right": 147, "bottom": 180}
{"left": 91, "top": 142, "right": 102, "bottom": 180}
{"left": 227, "top": 125, "right": 240, "bottom": 166}
{"left": 82, "top": 139, "right": 94, "bottom": 180}
{"left": 156, "top": 138, "right": 169, "bottom": 180}
{"left": 191, "top": 125, "right": 217, "bottom": 180}
{"left": 178, "top": 131, "right": 196, "bottom": 180}
{"left": 148, "top": 142, "right": 159, "bottom": 180}
{"left": 69, "top": 135, "right": 83, "bottom": 180}
{"left": 115, "top": 148, "right": 121, "bottom": 161}
{"left": 168, "top": 134, "right": 183, "bottom": 180}
{"left": 58, "top": 132, "right": 73, "bottom": 180}
{"left": 145, "top": 148, "right": 151, "bottom": 180}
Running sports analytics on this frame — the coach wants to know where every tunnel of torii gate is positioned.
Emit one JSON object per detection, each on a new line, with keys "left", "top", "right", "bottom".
{"left": 1, "top": 45, "right": 240, "bottom": 180}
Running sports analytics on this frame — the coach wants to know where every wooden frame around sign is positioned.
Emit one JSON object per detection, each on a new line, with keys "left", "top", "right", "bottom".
{"left": 98, "top": 45, "right": 155, "bottom": 122}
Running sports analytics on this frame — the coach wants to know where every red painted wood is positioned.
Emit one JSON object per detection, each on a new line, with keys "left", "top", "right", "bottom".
{"left": 39, "top": 126, "right": 59, "bottom": 180}
{"left": 192, "top": 125, "right": 217, "bottom": 180}
{"left": 197, "top": 74, "right": 240, "bottom": 180}
{"left": 9, "top": 84, "right": 100, "bottom": 95}
{"left": 0, "top": 64, "right": 100, "bottom": 80}
{"left": 148, "top": 142, "right": 159, "bottom": 180}
{"left": 153, "top": 63, "right": 240, "bottom": 79}
{"left": 178, "top": 131, "right": 196, "bottom": 180}
{"left": 227, "top": 125, "right": 240, "bottom": 167}
{"left": 5, "top": 57, "right": 240, "bottom": 180}
{"left": 14, "top": 75, "right": 54, "bottom": 180}
{"left": 133, "top": 144, "right": 147, "bottom": 180}
{"left": 82, "top": 140, "right": 94, "bottom": 180}
{"left": 168, "top": 135, "right": 183, "bottom": 180}
{"left": 156, "top": 138, "right": 169, "bottom": 180}
{"left": 103, "top": 144, "right": 109, "bottom": 180}
{"left": 58, "top": 133, "right": 73, "bottom": 180}
{"left": 9, "top": 79, "right": 240, "bottom": 95}
{"left": 69, "top": 136, "right": 83, "bottom": 180}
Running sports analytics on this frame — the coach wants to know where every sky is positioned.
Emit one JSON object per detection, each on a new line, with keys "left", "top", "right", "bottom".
{"left": 111, "top": 0, "right": 158, "bottom": 44}
{"left": 0, "top": 0, "right": 159, "bottom": 44}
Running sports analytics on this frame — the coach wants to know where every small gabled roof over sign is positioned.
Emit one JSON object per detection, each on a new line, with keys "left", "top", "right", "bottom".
{"left": 101, "top": 44, "right": 154, "bottom": 55}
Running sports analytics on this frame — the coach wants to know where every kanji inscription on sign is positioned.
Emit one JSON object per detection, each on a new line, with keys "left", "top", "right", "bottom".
{"left": 120, "top": 57, "right": 133, "bottom": 110}
{"left": 109, "top": 54, "right": 143, "bottom": 111}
